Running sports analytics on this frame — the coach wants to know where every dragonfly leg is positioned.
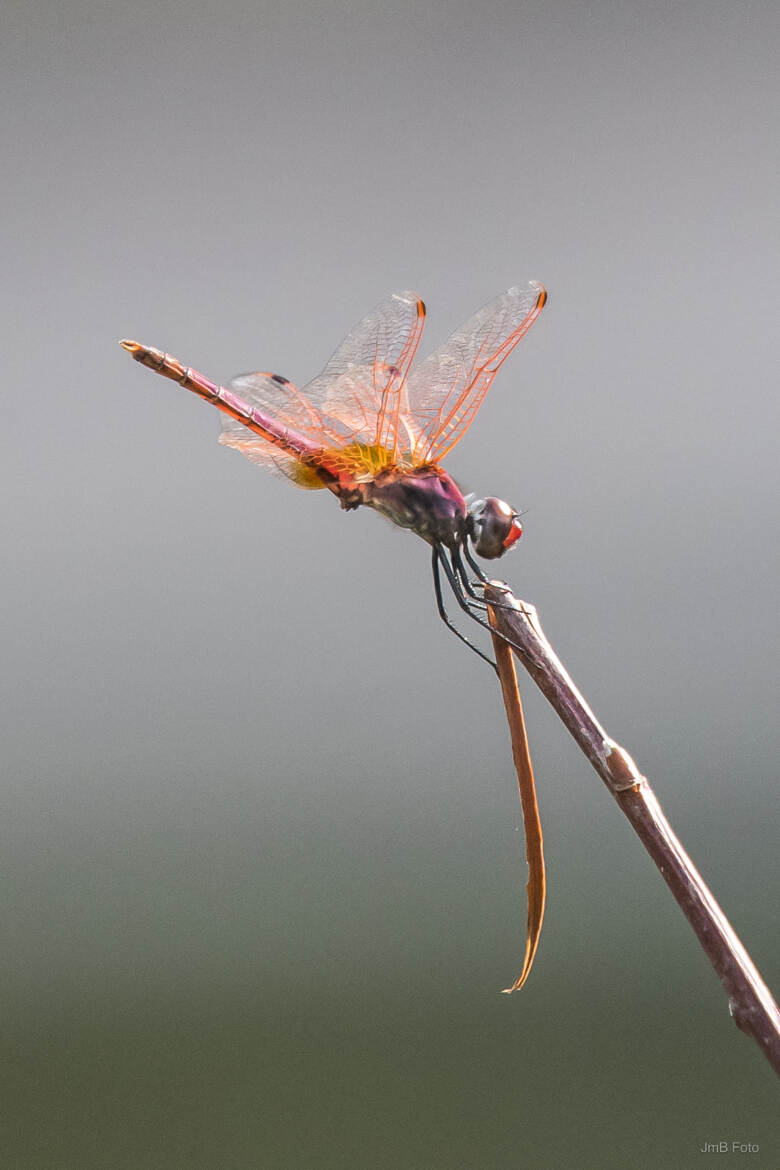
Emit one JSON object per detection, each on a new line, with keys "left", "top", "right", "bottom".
{"left": 461, "top": 542, "right": 521, "bottom": 613}
{"left": 438, "top": 549, "right": 529, "bottom": 660}
{"left": 431, "top": 547, "right": 497, "bottom": 672}
{"left": 451, "top": 545, "right": 489, "bottom": 609}
{"left": 463, "top": 542, "right": 491, "bottom": 583}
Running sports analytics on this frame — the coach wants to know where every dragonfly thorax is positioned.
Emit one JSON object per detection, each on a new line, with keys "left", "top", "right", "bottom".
{"left": 363, "top": 465, "right": 469, "bottom": 549}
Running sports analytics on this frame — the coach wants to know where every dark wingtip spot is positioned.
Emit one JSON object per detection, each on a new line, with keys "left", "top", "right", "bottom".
{"left": 418, "top": 299, "right": 426, "bottom": 317}
{"left": 536, "top": 287, "right": 548, "bottom": 310}
{"left": 271, "top": 373, "right": 290, "bottom": 385}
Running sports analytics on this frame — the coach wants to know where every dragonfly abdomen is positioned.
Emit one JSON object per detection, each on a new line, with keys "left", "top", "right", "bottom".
{"left": 121, "top": 340, "right": 324, "bottom": 467}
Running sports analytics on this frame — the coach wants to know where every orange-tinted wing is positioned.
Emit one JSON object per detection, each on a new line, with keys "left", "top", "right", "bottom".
{"left": 219, "top": 292, "right": 427, "bottom": 486}
{"left": 219, "top": 371, "right": 328, "bottom": 488}
{"left": 405, "top": 282, "right": 546, "bottom": 464}
{"left": 300, "top": 290, "right": 426, "bottom": 457}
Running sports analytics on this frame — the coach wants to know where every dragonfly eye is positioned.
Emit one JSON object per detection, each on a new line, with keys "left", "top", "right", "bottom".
{"left": 467, "top": 497, "right": 523, "bottom": 559}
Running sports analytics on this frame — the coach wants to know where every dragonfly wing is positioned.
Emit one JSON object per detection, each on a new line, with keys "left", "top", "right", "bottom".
{"left": 406, "top": 282, "right": 546, "bottom": 463}
{"left": 219, "top": 372, "right": 326, "bottom": 488}
{"left": 300, "top": 291, "right": 426, "bottom": 456}
{"left": 219, "top": 287, "right": 426, "bottom": 488}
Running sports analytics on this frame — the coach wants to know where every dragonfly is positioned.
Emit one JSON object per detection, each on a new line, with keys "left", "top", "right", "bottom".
{"left": 121, "top": 282, "right": 547, "bottom": 668}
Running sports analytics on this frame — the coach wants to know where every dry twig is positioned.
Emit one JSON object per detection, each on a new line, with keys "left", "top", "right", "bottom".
{"left": 485, "top": 582, "right": 780, "bottom": 1076}
{"left": 490, "top": 629, "right": 546, "bottom": 992}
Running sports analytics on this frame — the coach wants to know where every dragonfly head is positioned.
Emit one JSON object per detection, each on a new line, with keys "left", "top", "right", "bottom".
{"left": 467, "top": 497, "right": 523, "bottom": 559}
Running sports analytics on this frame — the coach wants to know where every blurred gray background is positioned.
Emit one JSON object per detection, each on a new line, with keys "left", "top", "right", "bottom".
{"left": 3, "top": 1, "right": 778, "bottom": 1166}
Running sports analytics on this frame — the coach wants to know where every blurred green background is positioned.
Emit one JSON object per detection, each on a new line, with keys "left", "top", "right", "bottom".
{"left": 3, "top": 0, "right": 778, "bottom": 1165}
